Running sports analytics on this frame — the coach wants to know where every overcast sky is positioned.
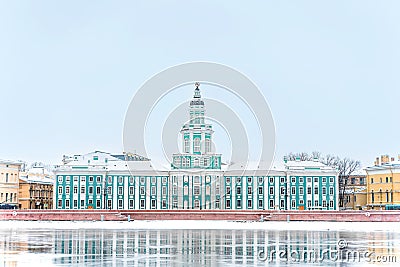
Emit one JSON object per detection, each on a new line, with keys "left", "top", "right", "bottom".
{"left": 1, "top": 1, "right": 399, "bottom": 167}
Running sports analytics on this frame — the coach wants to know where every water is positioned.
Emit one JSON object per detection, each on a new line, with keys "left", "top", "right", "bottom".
{"left": 1, "top": 222, "right": 399, "bottom": 266}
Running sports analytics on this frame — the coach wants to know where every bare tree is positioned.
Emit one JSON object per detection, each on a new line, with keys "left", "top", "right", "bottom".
{"left": 285, "top": 152, "right": 361, "bottom": 208}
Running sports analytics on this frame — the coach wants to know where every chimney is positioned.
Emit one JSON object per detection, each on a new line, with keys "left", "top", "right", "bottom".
{"left": 375, "top": 157, "right": 380, "bottom": 166}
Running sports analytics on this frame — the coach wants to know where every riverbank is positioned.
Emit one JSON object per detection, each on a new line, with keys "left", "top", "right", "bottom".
{"left": 1, "top": 209, "right": 400, "bottom": 222}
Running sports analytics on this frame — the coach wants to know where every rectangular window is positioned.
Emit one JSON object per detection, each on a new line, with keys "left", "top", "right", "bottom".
{"left": 314, "top": 187, "right": 318, "bottom": 195}
{"left": 58, "top": 199, "right": 62, "bottom": 208}
{"left": 58, "top": 186, "right": 62, "bottom": 194}
{"left": 226, "top": 177, "right": 231, "bottom": 183}
{"left": 307, "top": 187, "right": 311, "bottom": 194}
{"left": 269, "top": 199, "right": 274, "bottom": 208}
{"left": 258, "top": 199, "right": 263, "bottom": 208}
{"left": 322, "top": 177, "right": 326, "bottom": 183}
{"left": 118, "top": 199, "right": 123, "bottom": 209}
{"left": 65, "top": 199, "right": 70, "bottom": 208}
{"left": 118, "top": 176, "right": 123, "bottom": 183}
{"left": 237, "top": 177, "right": 241, "bottom": 183}
{"left": 129, "top": 199, "right": 134, "bottom": 208}
{"left": 247, "top": 177, "right": 252, "bottom": 183}
{"left": 96, "top": 187, "right": 101, "bottom": 195}
{"left": 329, "top": 187, "right": 334, "bottom": 195}
{"left": 215, "top": 199, "right": 220, "bottom": 209}
{"left": 108, "top": 176, "right": 112, "bottom": 183}
{"left": 89, "top": 176, "right": 93, "bottom": 182}
{"left": 258, "top": 177, "right": 263, "bottom": 183}
{"left": 323, "top": 200, "right": 327, "bottom": 207}
{"left": 173, "top": 185, "right": 177, "bottom": 195}
{"left": 291, "top": 187, "right": 296, "bottom": 195}
{"left": 307, "top": 177, "right": 311, "bottom": 183}
{"left": 280, "top": 200, "right": 285, "bottom": 208}
{"left": 291, "top": 200, "right": 296, "bottom": 208}
{"left": 66, "top": 176, "right": 70, "bottom": 182}
{"left": 73, "top": 186, "right": 78, "bottom": 194}
{"left": 314, "top": 177, "right": 318, "bottom": 183}
{"left": 247, "top": 187, "right": 252, "bottom": 195}
{"left": 107, "top": 186, "right": 112, "bottom": 195}
{"left": 291, "top": 177, "right": 296, "bottom": 183}
{"left": 314, "top": 200, "right": 319, "bottom": 207}
{"left": 194, "top": 176, "right": 200, "bottom": 184}
{"left": 73, "top": 199, "right": 77, "bottom": 208}
{"left": 216, "top": 184, "right": 220, "bottom": 195}
{"left": 258, "top": 186, "right": 263, "bottom": 195}
{"left": 329, "top": 200, "right": 334, "bottom": 208}
{"left": 162, "top": 177, "right": 167, "bottom": 183}
{"left": 140, "top": 177, "right": 145, "bottom": 184}
{"left": 236, "top": 186, "right": 241, "bottom": 195}
{"left": 107, "top": 199, "right": 112, "bottom": 209}
{"left": 322, "top": 187, "right": 327, "bottom": 195}
{"left": 66, "top": 186, "right": 70, "bottom": 194}
{"left": 226, "top": 186, "right": 231, "bottom": 195}
{"left": 194, "top": 186, "right": 200, "bottom": 195}
{"left": 151, "top": 177, "right": 156, "bottom": 184}
{"left": 162, "top": 199, "right": 167, "bottom": 209}
{"left": 140, "top": 186, "right": 145, "bottom": 195}
{"left": 118, "top": 186, "right": 123, "bottom": 195}
{"left": 80, "top": 200, "right": 85, "bottom": 208}
{"left": 237, "top": 199, "right": 242, "bottom": 208}
{"left": 80, "top": 187, "right": 85, "bottom": 194}
{"left": 269, "top": 187, "right": 274, "bottom": 195}
{"left": 96, "top": 176, "right": 101, "bottom": 183}
{"left": 247, "top": 199, "right": 252, "bottom": 209}
{"left": 173, "top": 198, "right": 178, "bottom": 209}
{"left": 151, "top": 186, "right": 156, "bottom": 195}
{"left": 129, "top": 186, "right": 134, "bottom": 195}
{"left": 307, "top": 200, "right": 312, "bottom": 207}
{"left": 96, "top": 199, "right": 101, "bottom": 208}
{"left": 299, "top": 177, "right": 304, "bottom": 183}
{"left": 280, "top": 187, "right": 285, "bottom": 195}
{"left": 73, "top": 176, "right": 78, "bottom": 182}
{"left": 329, "top": 177, "right": 334, "bottom": 183}
{"left": 280, "top": 177, "right": 285, "bottom": 183}
{"left": 129, "top": 177, "right": 134, "bottom": 184}
{"left": 269, "top": 177, "right": 274, "bottom": 183}
{"left": 151, "top": 199, "right": 156, "bottom": 209}
{"left": 226, "top": 199, "right": 231, "bottom": 209}
{"left": 58, "top": 176, "right": 63, "bottom": 182}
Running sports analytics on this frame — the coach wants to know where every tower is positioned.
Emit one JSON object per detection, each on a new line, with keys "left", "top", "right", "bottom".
{"left": 171, "top": 83, "right": 221, "bottom": 169}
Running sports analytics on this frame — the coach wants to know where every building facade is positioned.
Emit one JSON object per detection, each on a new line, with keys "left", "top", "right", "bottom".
{"left": 366, "top": 155, "right": 400, "bottom": 210}
{"left": 0, "top": 160, "right": 23, "bottom": 209}
{"left": 54, "top": 85, "right": 339, "bottom": 211}
{"left": 343, "top": 174, "right": 367, "bottom": 210}
{"left": 19, "top": 164, "right": 54, "bottom": 209}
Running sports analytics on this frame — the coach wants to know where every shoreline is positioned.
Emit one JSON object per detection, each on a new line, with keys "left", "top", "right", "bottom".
{"left": 0, "top": 220, "right": 399, "bottom": 232}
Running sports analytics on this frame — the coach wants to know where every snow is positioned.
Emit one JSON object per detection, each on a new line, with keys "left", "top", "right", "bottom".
{"left": 0, "top": 220, "right": 398, "bottom": 232}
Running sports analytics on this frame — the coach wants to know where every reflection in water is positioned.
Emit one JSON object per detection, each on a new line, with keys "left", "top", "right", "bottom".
{"left": 0, "top": 227, "right": 399, "bottom": 266}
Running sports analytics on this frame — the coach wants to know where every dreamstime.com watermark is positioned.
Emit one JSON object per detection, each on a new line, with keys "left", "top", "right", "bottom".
{"left": 257, "top": 239, "right": 397, "bottom": 264}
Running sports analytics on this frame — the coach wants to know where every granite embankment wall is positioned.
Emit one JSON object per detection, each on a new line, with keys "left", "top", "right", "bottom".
{"left": 1, "top": 210, "right": 400, "bottom": 222}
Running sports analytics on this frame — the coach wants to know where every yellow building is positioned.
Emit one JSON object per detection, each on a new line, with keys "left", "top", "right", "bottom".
{"left": 366, "top": 155, "right": 400, "bottom": 210}
{"left": 19, "top": 165, "right": 54, "bottom": 209}
{"left": 0, "top": 160, "right": 23, "bottom": 208}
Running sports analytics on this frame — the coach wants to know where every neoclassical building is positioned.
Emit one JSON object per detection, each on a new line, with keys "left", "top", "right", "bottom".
{"left": 54, "top": 85, "right": 338, "bottom": 210}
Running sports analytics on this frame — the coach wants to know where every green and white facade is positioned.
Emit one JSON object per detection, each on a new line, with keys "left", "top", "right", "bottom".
{"left": 54, "top": 85, "right": 338, "bottom": 210}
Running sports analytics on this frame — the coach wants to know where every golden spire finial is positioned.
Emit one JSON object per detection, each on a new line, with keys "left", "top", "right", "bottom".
{"left": 195, "top": 82, "right": 200, "bottom": 89}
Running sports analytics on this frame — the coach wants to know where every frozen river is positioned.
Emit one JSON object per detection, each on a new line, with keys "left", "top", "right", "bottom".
{"left": 0, "top": 221, "right": 399, "bottom": 266}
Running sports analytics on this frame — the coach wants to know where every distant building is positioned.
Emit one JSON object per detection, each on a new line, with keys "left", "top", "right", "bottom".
{"left": 54, "top": 85, "right": 339, "bottom": 211}
{"left": 343, "top": 174, "right": 367, "bottom": 210}
{"left": 19, "top": 164, "right": 54, "bottom": 209}
{"left": 366, "top": 155, "right": 400, "bottom": 210}
{"left": 0, "top": 160, "right": 24, "bottom": 209}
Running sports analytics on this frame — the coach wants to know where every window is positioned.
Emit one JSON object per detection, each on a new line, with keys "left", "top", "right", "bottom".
{"left": 226, "top": 186, "right": 231, "bottom": 195}
{"left": 66, "top": 186, "right": 70, "bottom": 194}
{"left": 183, "top": 138, "right": 190, "bottom": 153}
{"left": 203, "top": 158, "right": 209, "bottom": 167}
{"left": 194, "top": 138, "right": 200, "bottom": 152}
{"left": 205, "top": 138, "right": 211, "bottom": 153}
{"left": 58, "top": 176, "right": 63, "bottom": 182}
{"left": 280, "top": 177, "right": 285, "bottom": 183}
{"left": 80, "top": 176, "right": 85, "bottom": 182}
{"left": 151, "top": 177, "right": 156, "bottom": 184}
{"left": 269, "top": 187, "right": 274, "bottom": 195}
{"left": 299, "top": 177, "right": 304, "bottom": 183}
{"left": 314, "top": 177, "right": 318, "bottom": 183}
{"left": 140, "top": 177, "right": 145, "bottom": 184}
{"left": 299, "top": 199, "right": 304, "bottom": 205}
{"left": 258, "top": 187, "right": 263, "bottom": 195}
{"left": 107, "top": 199, "right": 112, "bottom": 209}
{"left": 73, "top": 186, "right": 78, "bottom": 194}
{"left": 65, "top": 199, "right": 70, "bottom": 208}
{"left": 314, "top": 187, "right": 318, "bottom": 195}
{"left": 96, "top": 199, "right": 101, "bottom": 208}
{"left": 247, "top": 199, "right": 252, "bottom": 209}
{"left": 291, "top": 177, "right": 296, "bottom": 183}
{"left": 307, "top": 177, "right": 311, "bottom": 183}
{"left": 150, "top": 199, "right": 156, "bottom": 209}
{"left": 97, "top": 176, "right": 101, "bottom": 183}
{"left": 108, "top": 176, "right": 112, "bottom": 183}
{"left": 173, "top": 185, "right": 177, "bottom": 195}
{"left": 314, "top": 200, "right": 319, "bottom": 207}
{"left": 151, "top": 186, "right": 156, "bottom": 195}
{"left": 329, "top": 177, "right": 334, "bottom": 183}
{"left": 291, "top": 187, "right": 296, "bottom": 195}
{"left": 129, "top": 186, "right": 134, "bottom": 195}
{"left": 96, "top": 187, "right": 101, "bottom": 195}
{"left": 73, "top": 176, "right": 78, "bottom": 182}
{"left": 291, "top": 200, "right": 296, "bottom": 208}
{"left": 194, "top": 158, "right": 199, "bottom": 166}
{"left": 162, "top": 199, "right": 167, "bottom": 209}
{"left": 58, "top": 200, "right": 62, "bottom": 208}
{"left": 216, "top": 183, "right": 220, "bottom": 195}
{"left": 307, "top": 187, "right": 311, "bottom": 194}
{"left": 89, "top": 176, "right": 93, "bottom": 182}
{"left": 269, "top": 177, "right": 274, "bottom": 183}
{"left": 80, "top": 187, "right": 85, "bottom": 194}
{"left": 118, "top": 186, "right": 123, "bottom": 195}
{"left": 247, "top": 187, "right": 252, "bottom": 195}
{"left": 107, "top": 186, "right": 112, "bottom": 195}
{"left": 307, "top": 200, "right": 312, "bottom": 208}
{"left": 129, "top": 199, "right": 134, "bottom": 208}
{"left": 237, "top": 199, "right": 242, "bottom": 208}
{"left": 269, "top": 199, "right": 274, "bottom": 208}
{"left": 329, "top": 200, "right": 334, "bottom": 208}
{"left": 258, "top": 199, "right": 263, "bottom": 208}
{"left": 162, "top": 177, "right": 167, "bottom": 183}
{"left": 80, "top": 200, "right": 85, "bottom": 208}
{"left": 247, "top": 177, "right": 252, "bottom": 183}
{"left": 215, "top": 199, "right": 220, "bottom": 209}
{"left": 386, "top": 177, "right": 389, "bottom": 183}
{"left": 280, "top": 187, "right": 285, "bottom": 195}
{"left": 280, "top": 200, "right": 285, "bottom": 208}
{"left": 323, "top": 200, "right": 327, "bottom": 207}
{"left": 194, "top": 186, "right": 200, "bottom": 195}
{"left": 237, "top": 177, "right": 242, "bottom": 183}
{"left": 118, "top": 199, "right": 123, "bottom": 209}
{"left": 194, "top": 199, "right": 200, "bottom": 208}
{"left": 371, "top": 178, "right": 374, "bottom": 184}
{"left": 322, "top": 187, "right": 327, "bottom": 195}
{"left": 129, "top": 177, "right": 134, "bottom": 184}
{"left": 258, "top": 177, "right": 263, "bottom": 183}
{"left": 140, "top": 199, "right": 145, "bottom": 209}
{"left": 322, "top": 177, "right": 326, "bottom": 183}
{"left": 226, "top": 177, "right": 231, "bottom": 183}
{"left": 118, "top": 176, "right": 123, "bottom": 183}
{"left": 140, "top": 186, "right": 145, "bottom": 195}
{"left": 226, "top": 199, "right": 231, "bottom": 209}
{"left": 194, "top": 176, "right": 200, "bottom": 184}
{"left": 88, "top": 186, "right": 93, "bottom": 194}
{"left": 329, "top": 187, "right": 334, "bottom": 195}
{"left": 58, "top": 187, "right": 62, "bottom": 194}
{"left": 236, "top": 187, "right": 241, "bottom": 195}
{"left": 172, "top": 198, "right": 178, "bottom": 209}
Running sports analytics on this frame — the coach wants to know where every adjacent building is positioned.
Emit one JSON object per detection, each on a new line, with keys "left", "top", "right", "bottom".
{"left": 19, "top": 164, "right": 54, "bottom": 209}
{"left": 54, "top": 84, "right": 339, "bottom": 211}
{"left": 343, "top": 174, "right": 367, "bottom": 210}
{"left": 366, "top": 155, "right": 400, "bottom": 210}
{"left": 0, "top": 160, "right": 24, "bottom": 209}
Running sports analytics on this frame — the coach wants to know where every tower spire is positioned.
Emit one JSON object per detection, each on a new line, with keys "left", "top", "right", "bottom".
{"left": 193, "top": 82, "right": 201, "bottom": 98}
